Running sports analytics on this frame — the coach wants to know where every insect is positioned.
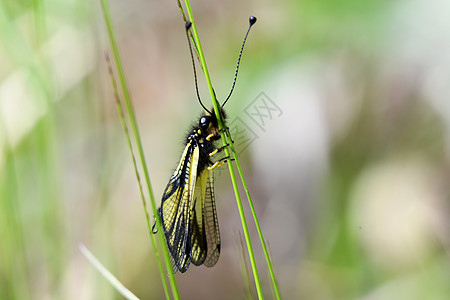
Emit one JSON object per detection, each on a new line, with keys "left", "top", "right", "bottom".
{"left": 158, "top": 16, "right": 257, "bottom": 273}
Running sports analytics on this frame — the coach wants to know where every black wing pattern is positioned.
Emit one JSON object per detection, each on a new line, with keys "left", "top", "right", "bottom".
{"left": 160, "top": 142, "right": 199, "bottom": 273}
{"left": 160, "top": 141, "right": 221, "bottom": 272}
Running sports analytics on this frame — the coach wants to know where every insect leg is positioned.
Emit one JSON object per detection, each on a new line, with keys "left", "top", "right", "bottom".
{"left": 209, "top": 144, "right": 230, "bottom": 157}
{"left": 152, "top": 219, "right": 158, "bottom": 234}
{"left": 207, "top": 156, "right": 234, "bottom": 170}
{"left": 152, "top": 208, "right": 161, "bottom": 234}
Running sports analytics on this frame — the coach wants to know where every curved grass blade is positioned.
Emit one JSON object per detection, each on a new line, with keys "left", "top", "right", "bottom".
{"left": 100, "top": 0, "right": 180, "bottom": 298}
{"left": 79, "top": 244, "right": 140, "bottom": 300}
{"left": 105, "top": 54, "right": 170, "bottom": 299}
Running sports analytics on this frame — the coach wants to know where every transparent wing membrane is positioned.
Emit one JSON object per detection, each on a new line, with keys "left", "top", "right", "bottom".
{"left": 203, "top": 170, "right": 220, "bottom": 267}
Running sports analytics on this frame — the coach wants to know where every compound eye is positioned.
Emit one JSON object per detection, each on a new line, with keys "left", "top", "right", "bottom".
{"left": 199, "top": 116, "right": 210, "bottom": 131}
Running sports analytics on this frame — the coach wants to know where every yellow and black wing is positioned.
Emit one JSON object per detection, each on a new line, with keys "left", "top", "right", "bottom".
{"left": 160, "top": 142, "right": 199, "bottom": 273}
{"left": 189, "top": 168, "right": 221, "bottom": 267}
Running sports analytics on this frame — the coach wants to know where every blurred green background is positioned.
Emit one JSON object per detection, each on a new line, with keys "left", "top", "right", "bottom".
{"left": 1, "top": 0, "right": 449, "bottom": 299}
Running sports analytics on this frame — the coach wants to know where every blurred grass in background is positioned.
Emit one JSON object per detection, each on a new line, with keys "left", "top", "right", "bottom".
{"left": 1, "top": 0, "right": 449, "bottom": 299}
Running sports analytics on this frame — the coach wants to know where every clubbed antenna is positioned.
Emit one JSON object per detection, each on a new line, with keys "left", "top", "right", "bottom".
{"left": 185, "top": 21, "right": 211, "bottom": 114}
{"left": 221, "top": 16, "right": 257, "bottom": 107}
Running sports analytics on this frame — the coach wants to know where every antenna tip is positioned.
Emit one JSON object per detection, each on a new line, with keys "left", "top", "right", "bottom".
{"left": 249, "top": 16, "right": 257, "bottom": 26}
{"left": 185, "top": 21, "right": 192, "bottom": 30}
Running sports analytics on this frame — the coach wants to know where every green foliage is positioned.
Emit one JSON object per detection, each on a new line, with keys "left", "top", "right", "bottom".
{"left": 1, "top": 0, "right": 449, "bottom": 299}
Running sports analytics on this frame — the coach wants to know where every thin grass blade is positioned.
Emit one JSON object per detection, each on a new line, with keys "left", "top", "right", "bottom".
{"left": 99, "top": 0, "right": 180, "bottom": 298}
{"left": 182, "top": 1, "right": 264, "bottom": 299}
{"left": 79, "top": 244, "right": 140, "bottom": 300}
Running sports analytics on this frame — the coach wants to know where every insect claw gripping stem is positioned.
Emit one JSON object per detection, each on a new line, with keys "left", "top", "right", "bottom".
{"left": 152, "top": 222, "right": 158, "bottom": 234}
{"left": 152, "top": 211, "right": 159, "bottom": 234}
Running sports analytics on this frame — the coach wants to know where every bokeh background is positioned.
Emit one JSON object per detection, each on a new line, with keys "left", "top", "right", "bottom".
{"left": 1, "top": 0, "right": 449, "bottom": 299}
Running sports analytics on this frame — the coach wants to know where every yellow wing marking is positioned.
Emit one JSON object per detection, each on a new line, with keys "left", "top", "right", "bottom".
{"left": 160, "top": 142, "right": 221, "bottom": 272}
{"left": 160, "top": 143, "right": 199, "bottom": 273}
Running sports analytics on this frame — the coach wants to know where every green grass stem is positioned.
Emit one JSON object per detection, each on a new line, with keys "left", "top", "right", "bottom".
{"left": 182, "top": 1, "right": 264, "bottom": 299}
{"left": 226, "top": 130, "right": 281, "bottom": 299}
{"left": 105, "top": 54, "right": 170, "bottom": 299}
{"left": 100, "top": 0, "right": 180, "bottom": 299}
{"left": 0, "top": 3, "right": 62, "bottom": 298}
{"left": 0, "top": 128, "right": 30, "bottom": 300}
{"left": 176, "top": 0, "right": 202, "bottom": 69}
